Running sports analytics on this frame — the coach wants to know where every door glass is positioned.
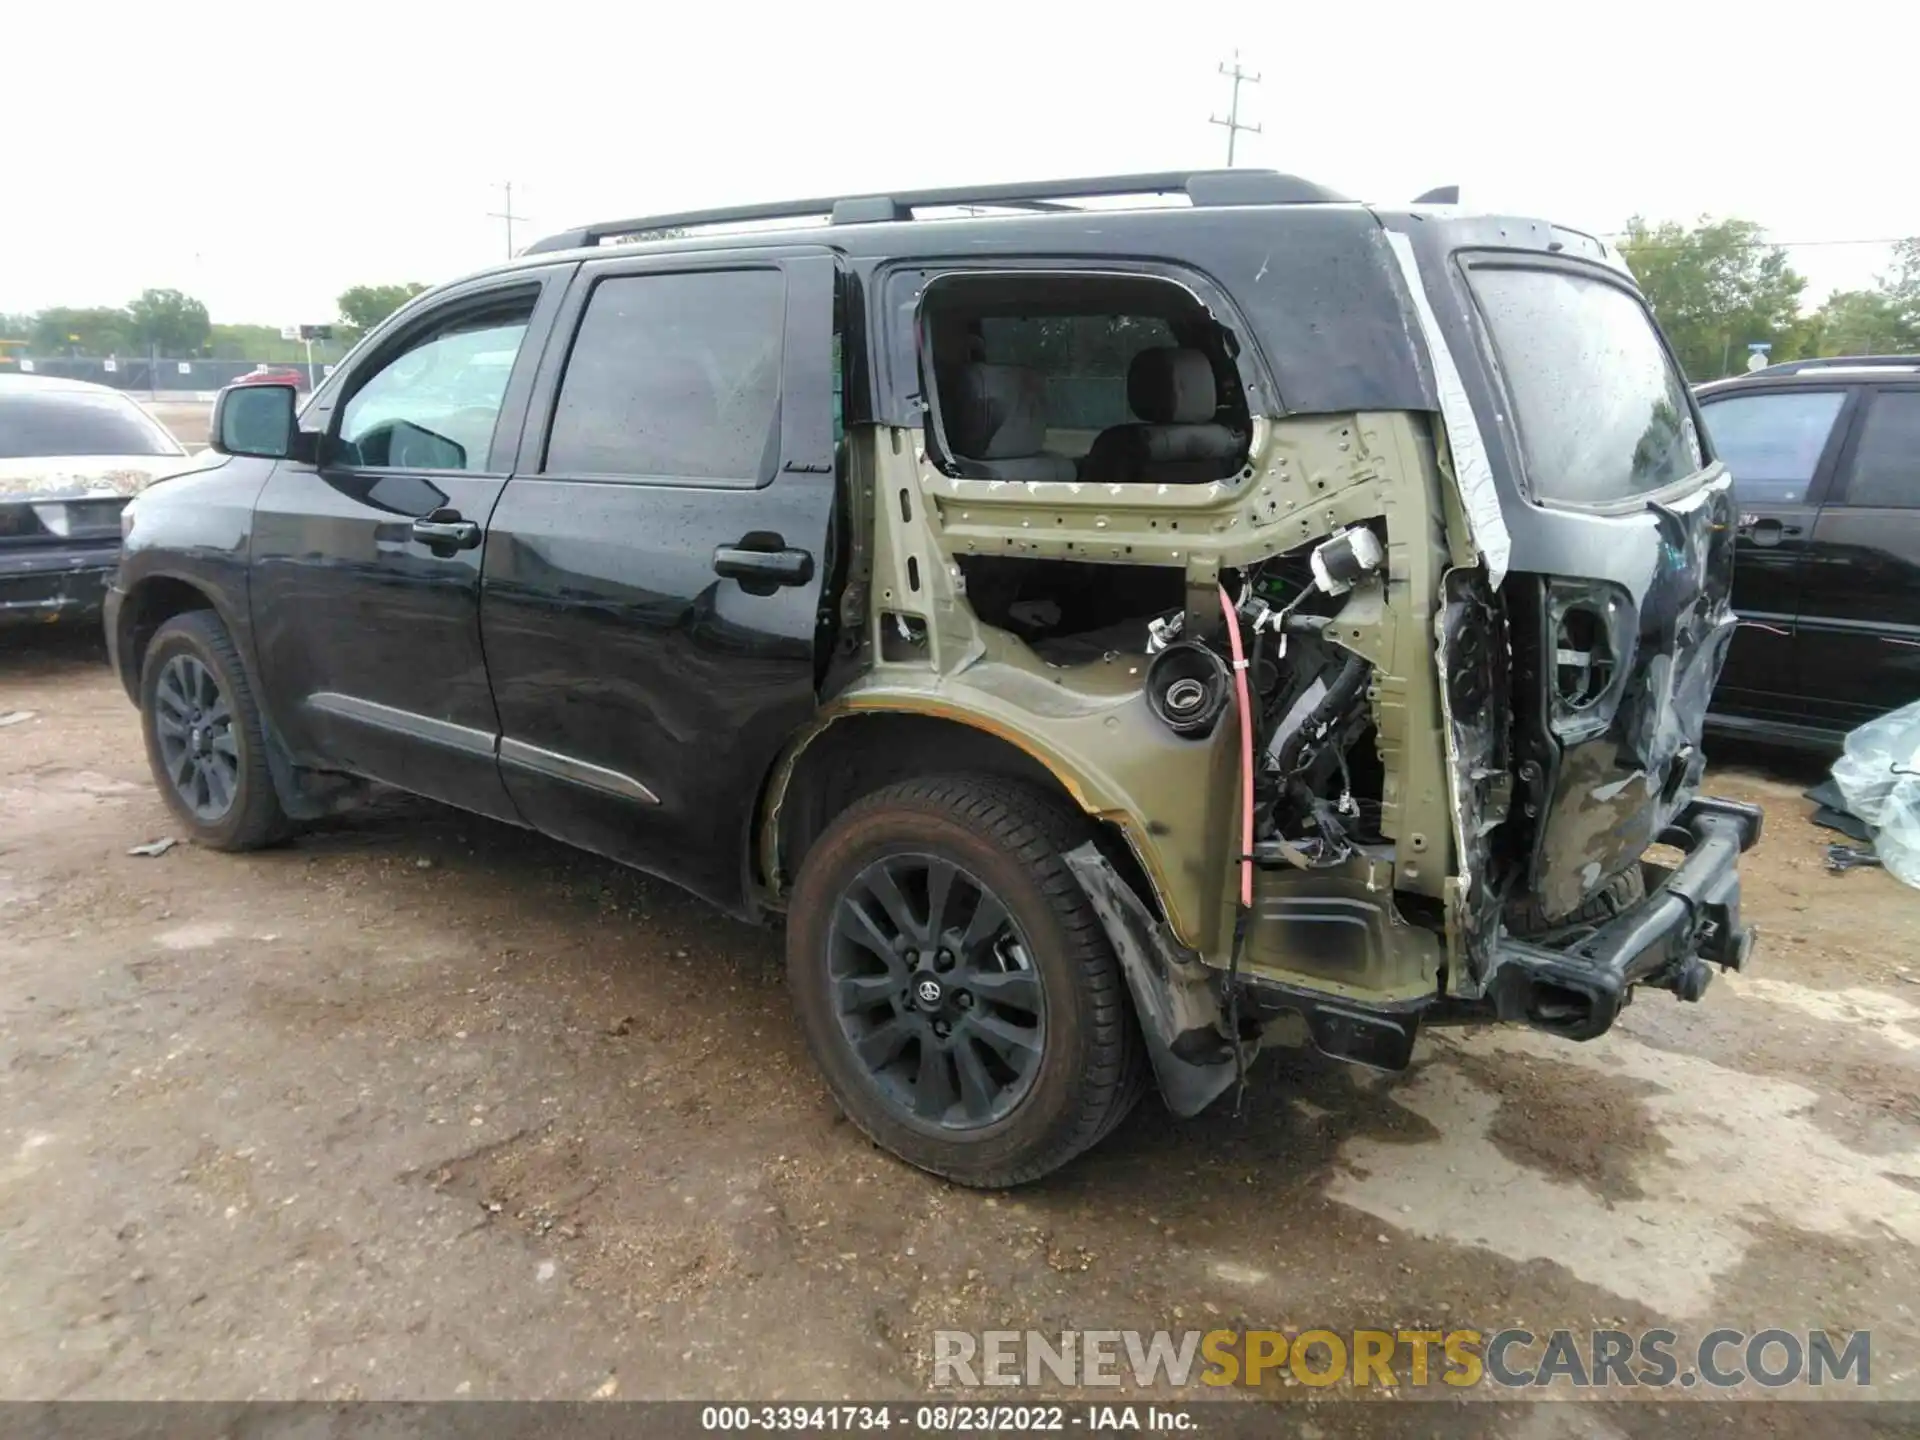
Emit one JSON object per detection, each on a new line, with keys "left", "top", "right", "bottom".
{"left": 337, "top": 294, "right": 536, "bottom": 471}
{"left": 1698, "top": 390, "right": 1847, "bottom": 505}
{"left": 1841, "top": 391, "right": 1920, "bottom": 508}
{"left": 544, "top": 269, "right": 786, "bottom": 482}
{"left": 1466, "top": 265, "right": 1703, "bottom": 505}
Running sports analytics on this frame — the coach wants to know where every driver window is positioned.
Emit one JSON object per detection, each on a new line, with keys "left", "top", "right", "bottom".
{"left": 337, "top": 292, "right": 536, "bottom": 471}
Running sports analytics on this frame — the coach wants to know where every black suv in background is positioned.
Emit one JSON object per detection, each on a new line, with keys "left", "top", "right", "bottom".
{"left": 104, "top": 170, "right": 1760, "bottom": 1185}
{"left": 1699, "top": 355, "right": 1920, "bottom": 747}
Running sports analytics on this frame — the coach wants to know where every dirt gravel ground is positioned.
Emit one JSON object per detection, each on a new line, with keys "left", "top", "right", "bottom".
{"left": 2, "top": 629, "right": 1918, "bottom": 1431}
{"left": 141, "top": 401, "right": 211, "bottom": 451}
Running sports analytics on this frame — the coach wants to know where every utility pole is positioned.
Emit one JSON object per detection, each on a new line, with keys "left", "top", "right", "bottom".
{"left": 488, "top": 181, "right": 529, "bottom": 258}
{"left": 1210, "top": 52, "right": 1262, "bottom": 167}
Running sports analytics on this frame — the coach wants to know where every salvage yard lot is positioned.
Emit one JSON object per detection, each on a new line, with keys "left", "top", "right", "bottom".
{"left": 3, "top": 630, "right": 1919, "bottom": 1424}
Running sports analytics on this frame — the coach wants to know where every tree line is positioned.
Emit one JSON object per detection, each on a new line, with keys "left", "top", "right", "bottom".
{"left": 5, "top": 223, "right": 1917, "bottom": 381}
{"left": 1616, "top": 218, "right": 1916, "bottom": 379}
{"left": 0, "top": 283, "right": 427, "bottom": 360}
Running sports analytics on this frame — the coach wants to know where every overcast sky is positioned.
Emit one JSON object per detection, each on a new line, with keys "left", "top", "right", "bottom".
{"left": 7, "top": 0, "right": 1915, "bottom": 325}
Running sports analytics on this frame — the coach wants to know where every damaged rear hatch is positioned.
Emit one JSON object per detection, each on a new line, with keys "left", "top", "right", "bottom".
{"left": 1449, "top": 248, "right": 1736, "bottom": 931}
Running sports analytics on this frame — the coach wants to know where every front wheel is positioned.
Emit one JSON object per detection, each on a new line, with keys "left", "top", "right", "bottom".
{"left": 786, "top": 775, "right": 1145, "bottom": 1187}
{"left": 139, "top": 610, "right": 291, "bottom": 850}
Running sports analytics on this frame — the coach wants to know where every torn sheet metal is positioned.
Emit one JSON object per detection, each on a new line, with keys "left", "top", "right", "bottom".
{"left": 1433, "top": 568, "right": 1512, "bottom": 985}
{"left": 1521, "top": 489, "right": 1736, "bottom": 919}
{"left": 1384, "top": 229, "right": 1511, "bottom": 587}
{"left": 1063, "top": 841, "right": 1237, "bottom": 1118}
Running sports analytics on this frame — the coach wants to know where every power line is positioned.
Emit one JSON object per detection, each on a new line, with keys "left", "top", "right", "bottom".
{"left": 487, "top": 181, "right": 529, "bottom": 258}
{"left": 1209, "top": 52, "right": 1261, "bottom": 168}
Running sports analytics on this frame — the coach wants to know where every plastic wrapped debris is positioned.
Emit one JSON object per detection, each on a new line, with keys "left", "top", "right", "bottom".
{"left": 1831, "top": 699, "right": 1920, "bottom": 888}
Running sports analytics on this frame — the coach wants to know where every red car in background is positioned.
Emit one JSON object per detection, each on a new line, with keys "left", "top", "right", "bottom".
{"left": 232, "top": 366, "right": 308, "bottom": 392}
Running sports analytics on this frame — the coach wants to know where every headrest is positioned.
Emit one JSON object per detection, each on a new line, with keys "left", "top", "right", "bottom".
{"left": 949, "top": 363, "right": 1049, "bottom": 459}
{"left": 1127, "top": 347, "right": 1218, "bottom": 425}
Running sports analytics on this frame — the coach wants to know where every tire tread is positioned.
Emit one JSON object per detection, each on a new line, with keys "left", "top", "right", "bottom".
{"left": 140, "top": 609, "right": 291, "bottom": 851}
{"left": 790, "top": 773, "right": 1146, "bottom": 1186}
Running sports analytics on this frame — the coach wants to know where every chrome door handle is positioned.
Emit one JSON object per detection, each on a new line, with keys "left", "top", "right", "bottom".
{"left": 411, "top": 510, "right": 480, "bottom": 549}
{"left": 713, "top": 542, "right": 814, "bottom": 592}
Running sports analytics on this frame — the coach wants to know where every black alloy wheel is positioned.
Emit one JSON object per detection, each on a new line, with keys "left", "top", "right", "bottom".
{"left": 786, "top": 775, "right": 1148, "bottom": 1187}
{"left": 828, "top": 853, "right": 1047, "bottom": 1129}
{"left": 151, "top": 652, "right": 240, "bottom": 822}
{"left": 138, "top": 609, "right": 292, "bottom": 851}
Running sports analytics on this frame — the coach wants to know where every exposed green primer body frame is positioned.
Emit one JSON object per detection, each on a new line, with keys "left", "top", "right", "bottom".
{"left": 761, "top": 406, "right": 1474, "bottom": 1008}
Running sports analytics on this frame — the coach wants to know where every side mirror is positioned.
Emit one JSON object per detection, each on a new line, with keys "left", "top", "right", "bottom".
{"left": 212, "top": 383, "right": 298, "bottom": 459}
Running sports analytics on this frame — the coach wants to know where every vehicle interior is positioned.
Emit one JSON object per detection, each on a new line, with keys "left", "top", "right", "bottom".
{"left": 921, "top": 272, "right": 1252, "bottom": 487}
{"left": 911, "top": 273, "right": 1256, "bottom": 666}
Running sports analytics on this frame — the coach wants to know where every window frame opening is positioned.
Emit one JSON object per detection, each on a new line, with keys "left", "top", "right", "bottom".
{"left": 914, "top": 269, "right": 1254, "bottom": 488}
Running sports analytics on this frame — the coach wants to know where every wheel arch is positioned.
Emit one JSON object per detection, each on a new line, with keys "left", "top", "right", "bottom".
{"left": 758, "top": 706, "right": 1162, "bottom": 921}
{"left": 117, "top": 572, "right": 351, "bottom": 822}
{"left": 114, "top": 572, "right": 239, "bottom": 702}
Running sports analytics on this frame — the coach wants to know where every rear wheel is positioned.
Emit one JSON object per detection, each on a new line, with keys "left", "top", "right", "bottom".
{"left": 139, "top": 610, "right": 291, "bottom": 851}
{"left": 787, "top": 776, "right": 1145, "bottom": 1187}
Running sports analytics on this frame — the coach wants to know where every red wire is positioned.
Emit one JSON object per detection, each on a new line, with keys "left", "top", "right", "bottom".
{"left": 1216, "top": 584, "right": 1254, "bottom": 909}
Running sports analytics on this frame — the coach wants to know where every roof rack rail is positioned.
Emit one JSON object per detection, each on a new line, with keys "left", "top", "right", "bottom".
{"left": 522, "top": 169, "right": 1348, "bottom": 255}
{"left": 1754, "top": 354, "right": 1920, "bottom": 376}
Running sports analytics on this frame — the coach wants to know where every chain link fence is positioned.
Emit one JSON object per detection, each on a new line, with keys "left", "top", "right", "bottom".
{"left": 11, "top": 355, "right": 338, "bottom": 394}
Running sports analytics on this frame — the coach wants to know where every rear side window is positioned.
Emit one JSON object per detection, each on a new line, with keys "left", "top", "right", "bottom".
{"left": 546, "top": 269, "right": 785, "bottom": 482}
{"left": 0, "top": 389, "right": 180, "bottom": 459}
{"left": 1841, "top": 391, "right": 1920, "bottom": 508}
{"left": 1697, "top": 390, "right": 1847, "bottom": 505}
{"left": 1468, "top": 265, "right": 1703, "bottom": 505}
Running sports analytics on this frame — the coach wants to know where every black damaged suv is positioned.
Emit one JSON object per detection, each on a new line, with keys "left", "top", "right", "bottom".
{"left": 108, "top": 170, "right": 1760, "bottom": 1185}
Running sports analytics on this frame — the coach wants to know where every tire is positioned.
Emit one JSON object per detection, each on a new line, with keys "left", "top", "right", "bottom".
{"left": 786, "top": 775, "right": 1146, "bottom": 1187}
{"left": 139, "top": 610, "right": 292, "bottom": 851}
{"left": 1504, "top": 867, "right": 1646, "bottom": 936}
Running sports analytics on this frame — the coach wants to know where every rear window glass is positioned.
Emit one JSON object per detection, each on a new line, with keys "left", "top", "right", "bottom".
{"left": 1697, "top": 390, "right": 1846, "bottom": 505}
{"left": 1468, "top": 266, "right": 1703, "bottom": 505}
{"left": 0, "top": 389, "right": 180, "bottom": 459}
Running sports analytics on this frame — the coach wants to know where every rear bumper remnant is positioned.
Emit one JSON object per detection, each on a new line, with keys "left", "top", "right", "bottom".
{"left": 1068, "top": 798, "right": 1760, "bottom": 1115}
{"left": 1480, "top": 795, "right": 1762, "bottom": 1040}
{"left": 0, "top": 544, "right": 117, "bottom": 626}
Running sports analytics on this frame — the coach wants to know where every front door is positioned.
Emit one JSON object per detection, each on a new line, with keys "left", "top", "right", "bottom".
{"left": 1797, "top": 385, "right": 1920, "bottom": 725}
{"left": 250, "top": 275, "right": 565, "bottom": 819}
{"left": 482, "top": 251, "right": 840, "bottom": 913}
{"left": 1694, "top": 384, "right": 1855, "bottom": 727}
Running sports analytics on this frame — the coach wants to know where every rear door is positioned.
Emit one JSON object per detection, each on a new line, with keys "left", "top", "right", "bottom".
{"left": 1693, "top": 383, "right": 1856, "bottom": 724}
{"left": 1796, "top": 385, "right": 1920, "bottom": 725}
{"left": 481, "top": 249, "right": 840, "bottom": 914}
